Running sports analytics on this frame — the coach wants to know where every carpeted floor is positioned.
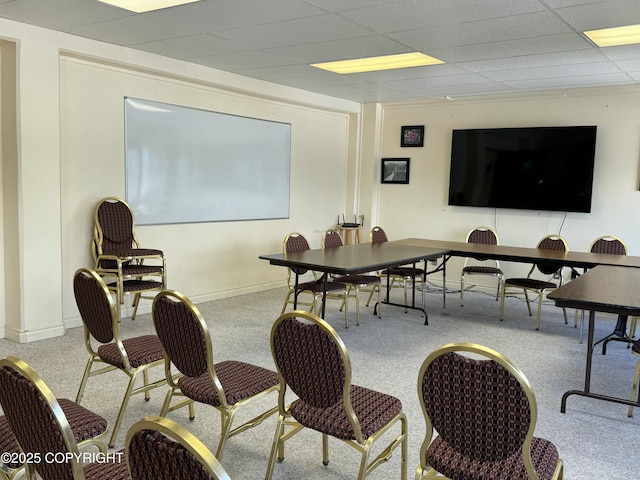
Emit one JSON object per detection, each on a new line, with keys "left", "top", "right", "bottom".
{"left": 1, "top": 284, "right": 638, "bottom": 479}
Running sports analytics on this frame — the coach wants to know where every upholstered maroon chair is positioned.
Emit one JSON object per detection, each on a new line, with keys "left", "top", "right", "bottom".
{"left": 152, "top": 289, "right": 279, "bottom": 460}
{"left": 266, "top": 310, "right": 408, "bottom": 480}
{"left": 281, "top": 232, "right": 349, "bottom": 323}
{"left": 369, "top": 226, "right": 426, "bottom": 311}
{"left": 74, "top": 267, "right": 167, "bottom": 447}
{"left": 500, "top": 235, "right": 569, "bottom": 330}
{"left": 417, "top": 343, "right": 564, "bottom": 480}
{"left": 0, "top": 356, "right": 129, "bottom": 480}
{"left": 460, "top": 226, "right": 504, "bottom": 306}
{"left": 126, "top": 416, "right": 231, "bottom": 480}
{"left": 93, "top": 197, "right": 166, "bottom": 320}
{"left": 322, "top": 229, "right": 381, "bottom": 327}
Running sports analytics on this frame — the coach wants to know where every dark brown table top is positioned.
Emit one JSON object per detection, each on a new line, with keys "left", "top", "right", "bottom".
{"left": 259, "top": 242, "right": 446, "bottom": 276}
{"left": 547, "top": 265, "right": 640, "bottom": 316}
{"left": 394, "top": 238, "right": 640, "bottom": 269}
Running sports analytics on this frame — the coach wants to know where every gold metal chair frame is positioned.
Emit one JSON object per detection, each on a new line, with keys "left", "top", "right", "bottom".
{"left": 500, "top": 235, "right": 569, "bottom": 330}
{"left": 369, "top": 226, "right": 426, "bottom": 311}
{"left": 280, "top": 232, "right": 350, "bottom": 326}
{"left": 92, "top": 197, "right": 166, "bottom": 320}
{"left": 322, "top": 229, "right": 382, "bottom": 327}
{"left": 125, "top": 416, "right": 231, "bottom": 480}
{"left": 152, "top": 290, "right": 279, "bottom": 460}
{"left": 74, "top": 268, "right": 167, "bottom": 448}
{"left": 0, "top": 356, "right": 118, "bottom": 480}
{"left": 460, "top": 226, "right": 504, "bottom": 306}
{"left": 266, "top": 311, "right": 408, "bottom": 480}
{"left": 416, "top": 343, "right": 564, "bottom": 480}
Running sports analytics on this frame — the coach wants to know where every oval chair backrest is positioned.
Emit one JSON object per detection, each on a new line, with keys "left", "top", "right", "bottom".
{"left": 126, "top": 417, "right": 231, "bottom": 480}
{"left": 590, "top": 236, "right": 627, "bottom": 256}
{"left": 466, "top": 227, "right": 498, "bottom": 246}
{"left": 536, "top": 235, "right": 567, "bottom": 275}
{"left": 95, "top": 197, "right": 136, "bottom": 253}
{"left": 0, "top": 357, "right": 83, "bottom": 480}
{"left": 73, "top": 268, "right": 117, "bottom": 344}
{"left": 419, "top": 349, "right": 532, "bottom": 462}
{"left": 152, "top": 292, "right": 211, "bottom": 379}
{"left": 370, "top": 226, "right": 388, "bottom": 244}
{"left": 284, "top": 232, "right": 311, "bottom": 275}
{"left": 323, "top": 230, "right": 344, "bottom": 248}
{"left": 271, "top": 313, "right": 348, "bottom": 409}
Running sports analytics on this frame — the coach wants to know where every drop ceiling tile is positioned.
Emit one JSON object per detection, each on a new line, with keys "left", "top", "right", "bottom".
{"left": 430, "top": 33, "right": 593, "bottom": 63}
{"left": 0, "top": 0, "right": 128, "bottom": 29}
{"left": 190, "top": 50, "right": 293, "bottom": 71}
{"left": 390, "top": 11, "right": 571, "bottom": 51}
{"left": 339, "top": 0, "right": 546, "bottom": 34}
{"left": 65, "top": 14, "right": 198, "bottom": 46}
{"left": 555, "top": 0, "right": 640, "bottom": 31}
{"left": 614, "top": 59, "right": 640, "bottom": 72}
{"left": 504, "top": 72, "right": 633, "bottom": 90}
{"left": 484, "top": 62, "right": 622, "bottom": 82}
{"left": 145, "top": 0, "right": 325, "bottom": 33}
{"left": 215, "top": 14, "right": 374, "bottom": 49}
{"left": 599, "top": 44, "right": 640, "bottom": 61}
{"left": 135, "top": 33, "right": 249, "bottom": 59}
{"left": 266, "top": 34, "right": 409, "bottom": 63}
{"left": 460, "top": 49, "right": 609, "bottom": 72}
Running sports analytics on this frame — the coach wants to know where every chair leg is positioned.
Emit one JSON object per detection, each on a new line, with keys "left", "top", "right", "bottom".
{"left": 131, "top": 293, "right": 142, "bottom": 320}
{"left": 524, "top": 290, "right": 533, "bottom": 317}
{"left": 265, "top": 416, "right": 286, "bottom": 480}
{"left": 628, "top": 359, "right": 640, "bottom": 417}
{"left": 535, "top": 292, "right": 544, "bottom": 330}
{"left": 322, "top": 433, "right": 329, "bottom": 465}
{"left": 75, "top": 356, "right": 97, "bottom": 403}
{"left": 215, "top": 409, "right": 236, "bottom": 460}
{"left": 108, "top": 371, "right": 139, "bottom": 447}
{"left": 499, "top": 285, "right": 506, "bottom": 321}
{"left": 460, "top": 274, "right": 465, "bottom": 306}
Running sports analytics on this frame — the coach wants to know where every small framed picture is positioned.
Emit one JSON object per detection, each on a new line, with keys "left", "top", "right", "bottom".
{"left": 381, "top": 158, "right": 410, "bottom": 184}
{"left": 401, "top": 125, "right": 424, "bottom": 147}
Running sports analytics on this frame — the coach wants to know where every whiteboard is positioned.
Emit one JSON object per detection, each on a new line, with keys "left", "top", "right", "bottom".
{"left": 125, "top": 97, "right": 291, "bottom": 225}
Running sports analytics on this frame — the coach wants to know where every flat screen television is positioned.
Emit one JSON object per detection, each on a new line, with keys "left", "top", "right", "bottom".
{"left": 448, "top": 126, "right": 597, "bottom": 213}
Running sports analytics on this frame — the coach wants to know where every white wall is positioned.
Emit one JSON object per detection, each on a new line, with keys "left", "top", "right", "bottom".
{"left": 367, "top": 88, "right": 640, "bottom": 285}
{"left": 0, "top": 18, "right": 360, "bottom": 341}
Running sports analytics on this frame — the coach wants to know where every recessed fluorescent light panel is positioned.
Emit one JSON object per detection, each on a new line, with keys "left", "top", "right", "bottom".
{"left": 311, "top": 52, "right": 444, "bottom": 74}
{"left": 99, "top": 0, "right": 201, "bottom": 13}
{"left": 584, "top": 24, "right": 640, "bottom": 47}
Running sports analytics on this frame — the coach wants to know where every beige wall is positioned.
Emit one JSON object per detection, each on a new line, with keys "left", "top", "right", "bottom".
{"left": 366, "top": 88, "right": 640, "bottom": 286}
{"left": 0, "top": 18, "right": 359, "bottom": 342}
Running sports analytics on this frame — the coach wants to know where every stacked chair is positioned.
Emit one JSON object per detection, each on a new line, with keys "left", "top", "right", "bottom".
{"left": 92, "top": 197, "right": 166, "bottom": 320}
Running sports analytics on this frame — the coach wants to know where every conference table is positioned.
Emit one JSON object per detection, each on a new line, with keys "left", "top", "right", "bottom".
{"left": 548, "top": 265, "right": 640, "bottom": 412}
{"left": 259, "top": 241, "right": 447, "bottom": 322}
{"left": 394, "top": 238, "right": 640, "bottom": 307}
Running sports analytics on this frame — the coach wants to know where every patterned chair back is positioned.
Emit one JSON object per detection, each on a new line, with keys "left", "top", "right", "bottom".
{"left": 0, "top": 357, "right": 84, "bottom": 480}
{"left": 590, "top": 236, "right": 627, "bottom": 256}
{"left": 283, "top": 232, "right": 312, "bottom": 276}
{"left": 152, "top": 291, "right": 212, "bottom": 380}
{"left": 74, "top": 268, "right": 117, "bottom": 344}
{"left": 126, "top": 416, "right": 231, "bottom": 480}
{"left": 535, "top": 235, "right": 568, "bottom": 276}
{"left": 419, "top": 347, "right": 532, "bottom": 462}
{"left": 370, "top": 226, "right": 388, "bottom": 244}
{"left": 271, "top": 312, "right": 349, "bottom": 411}
{"left": 323, "top": 229, "right": 344, "bottom": 248}
{"left": 467, "top": 227, "right": 498, "bottom": 246}
{"left": 95, "top": 197, "right": 138, "bottom": 254}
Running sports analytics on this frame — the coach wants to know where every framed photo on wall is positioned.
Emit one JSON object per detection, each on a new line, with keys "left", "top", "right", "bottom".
{"left": 381, "top": 158, "right": 410, "bottom": 184}
{"left": 401, "top": 125, "right": 424, "bottom": 147}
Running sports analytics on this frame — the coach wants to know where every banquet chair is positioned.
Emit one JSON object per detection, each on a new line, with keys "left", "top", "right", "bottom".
{"left": 500, "top": 235, "right": 569, "bottom": 330}
{"left": 460, "top": 226, "right": 504, "bottom": 306}
{"left": 369, "top": 226, "right": 426, "bottom": 312}
{"left": 416, "top": 343, "right": 564, "bottom": 480}
{"left": 74, "top": 267, "right": 167, "bottom": 448}
{"left": 0, "top": 356, "right": 129, "bottom": 480}
{"left": 266, "top": 311, "right": 408, "bottom": 480}
{"left": 126, "top": 416, "right": 231, "bottom": 480}
{"left": 576, "top": 236, "right": 629, "bottom": 344}
{"left": 0, "top": 391, "right": 109, "bottom": 480}
{"left": 92, "top": 197, "right": 166, "bottom": 320}
{"left": 152, "top": 289, "right": 279, "bottom": 460}
{"left": 281, "top": 232, "right": 349, "bottom": 325}
{"left": 322, "top": 229, "right": 381, "bottom": 327}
